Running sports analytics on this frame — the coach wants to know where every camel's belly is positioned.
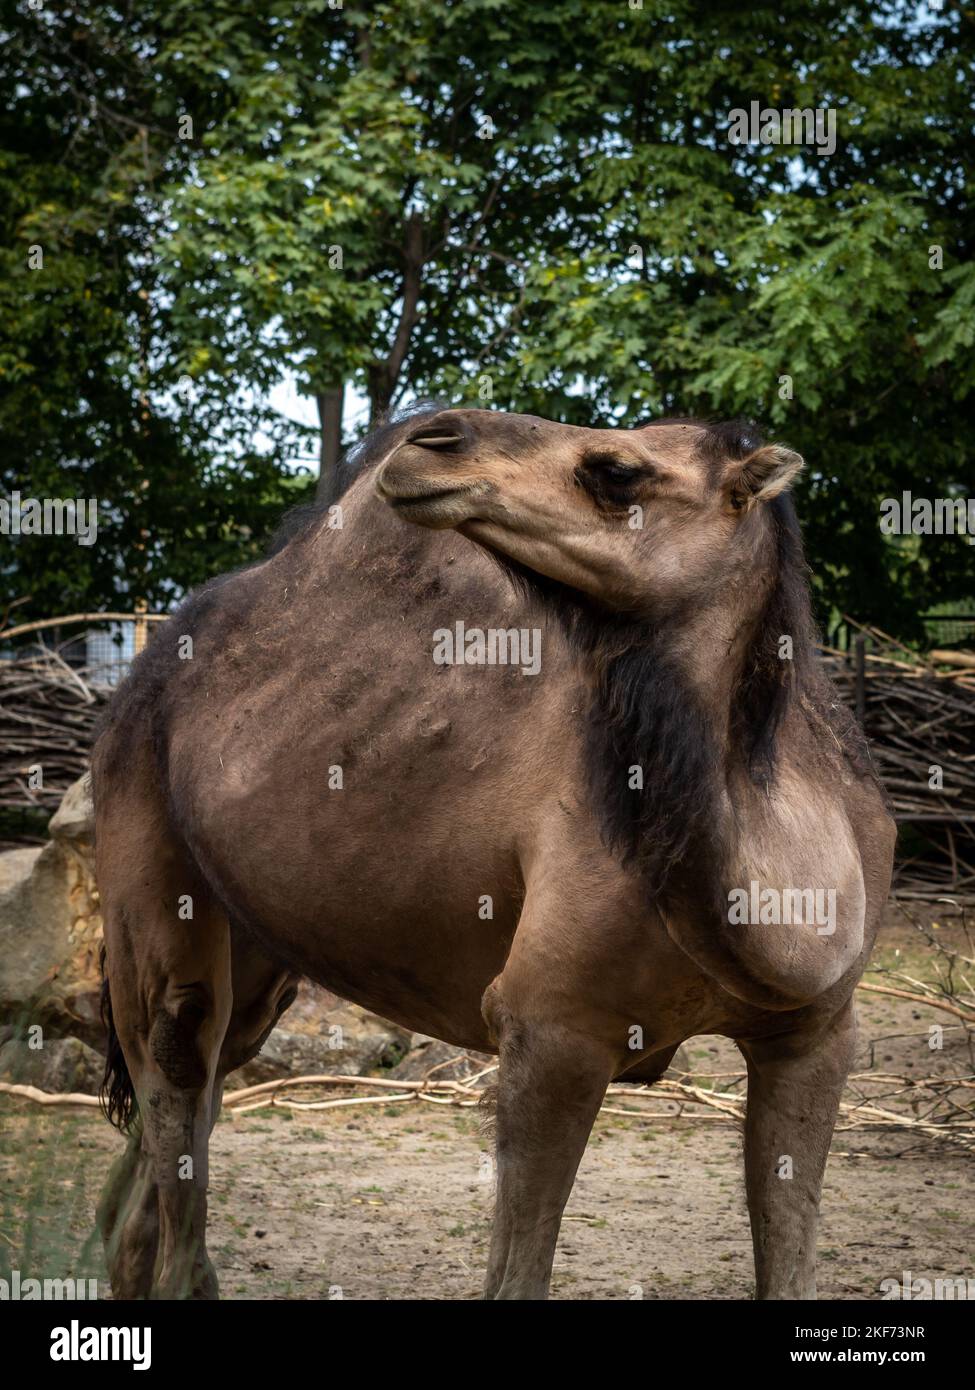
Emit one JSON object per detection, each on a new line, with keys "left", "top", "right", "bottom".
{"left": 167, "top": 693, "right": 534, "bottom": 1046}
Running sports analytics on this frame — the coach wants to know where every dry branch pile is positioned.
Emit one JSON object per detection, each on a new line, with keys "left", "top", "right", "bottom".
{"left": 0, "top": 647, "right": 108, "bottom": 812}
{"left": 822, "top": 621, "right": 975, "bottom": 898}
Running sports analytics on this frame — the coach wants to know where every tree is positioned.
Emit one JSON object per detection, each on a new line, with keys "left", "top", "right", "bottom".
{"left": 154, "top": 0, "right": 626, "bottom": 495}
{"left": 0, "top": 0, "right": 304, "bottom": 619}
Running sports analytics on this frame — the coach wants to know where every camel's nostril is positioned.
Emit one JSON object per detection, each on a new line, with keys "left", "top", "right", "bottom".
{"left": 406, "top": 427, "right": 466, "bottom": 451}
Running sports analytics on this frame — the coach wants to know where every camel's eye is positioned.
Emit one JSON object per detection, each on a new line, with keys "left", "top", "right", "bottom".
{"left": 583, "top": 455, "right": 642, "bottom": 489}
{"left": 577, "top": 455, "right": 650, "bottom": 508}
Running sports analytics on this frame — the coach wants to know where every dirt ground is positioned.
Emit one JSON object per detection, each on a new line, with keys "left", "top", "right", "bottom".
{"left": 1, "top": 903, "right": 973, "bottom": 1300}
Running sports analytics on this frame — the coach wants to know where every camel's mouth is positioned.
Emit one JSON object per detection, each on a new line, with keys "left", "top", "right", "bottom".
{"left": 376, "top": 465, "right": 490, "bottom": 527}
{"left": 384, "top": 486, "right": 470, "bottom": 510}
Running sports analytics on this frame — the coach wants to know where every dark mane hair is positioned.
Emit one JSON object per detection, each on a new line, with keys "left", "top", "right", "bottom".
{"left": 732, "top": 491, "right": 817, "bottom": 784}
{"left": 486, "top": 417, "right": 876, "bottom": 896}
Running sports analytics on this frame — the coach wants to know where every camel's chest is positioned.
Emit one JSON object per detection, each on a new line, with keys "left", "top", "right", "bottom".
{"left": 712, "top": 776, "right": 867, "bottom": 1001}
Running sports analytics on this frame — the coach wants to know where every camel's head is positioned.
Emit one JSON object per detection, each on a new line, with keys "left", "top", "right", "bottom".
{"left": 376, "top": 408, "right": 803, "bottom": 615}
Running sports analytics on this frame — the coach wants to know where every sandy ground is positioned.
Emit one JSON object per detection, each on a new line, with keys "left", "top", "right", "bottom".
{"left": 1, "top": 904, "right": 973, "bottom": 1300}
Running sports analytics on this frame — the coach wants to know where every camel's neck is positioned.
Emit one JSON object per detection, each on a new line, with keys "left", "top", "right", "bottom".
{"left": 664, "top": 600, "right": 761, "bottom": 748}
{"left": 580, "top": 536, "right": 797, "bottom": 899}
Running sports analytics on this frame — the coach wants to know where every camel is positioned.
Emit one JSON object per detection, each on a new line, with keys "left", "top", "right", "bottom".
{"left": 93, "top": 407, "right": 895, "bottom": 1300}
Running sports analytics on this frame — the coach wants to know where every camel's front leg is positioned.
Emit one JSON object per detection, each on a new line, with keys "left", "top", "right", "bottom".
{"left": 738, "top": 1001, "right": 856, "bottom": 1300}
{"left": 481, "top": 981, "right": 616, "bottom": 1300}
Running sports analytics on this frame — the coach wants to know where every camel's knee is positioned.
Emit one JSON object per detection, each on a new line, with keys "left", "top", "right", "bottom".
{"left": 126, "top": 979, "right": 230, "bottom": 1207}
{"left": 109, "top": 918, "right": 233, "bottom": 1099}
{"left": 148, "top": 983, "right": 220, "bottom": 1092}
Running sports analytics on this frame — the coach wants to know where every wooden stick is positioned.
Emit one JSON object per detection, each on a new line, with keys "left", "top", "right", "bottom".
{"left": 930, "top": 650, "right": 975, "bottom": 670}
{"left": 1, "top": 612, "right": 169, "bottom": 640}
{"left": 0, "top": 1082, "right": 99, "bottom": 1107}
{"left": 856, "top": 980, "right": 975, "bottom": 1024}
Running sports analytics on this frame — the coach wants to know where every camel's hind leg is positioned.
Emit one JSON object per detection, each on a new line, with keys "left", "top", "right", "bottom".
{"left": 96, "top": 1121, "right": 159, "bottom": 1299}
{"left": 97, "top": 910, "right": 297, "bottom": 1297}
{"left": 95, "top": 749, "right": 233, "bottom": 1299}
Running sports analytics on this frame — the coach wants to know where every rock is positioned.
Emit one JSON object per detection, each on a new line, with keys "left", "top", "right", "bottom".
{"left": 0, "top": 1034, "right": 104, "bottom": 1094}
{"left": 234, "top": 1026, "right": 398, "bottom": 1086}
{"left": 388, "top": 1036, "right": 493, "bottom": 1083}
{"left": 0, "top": 775, "right": 103, "bottom": 1046}
{"left": 235, "top": 991, "right": 411, "bottom": 1086}
{"left": 278, "top": 980, "right": 346, "bottom": 1035}
{"left": 48, "top": 775, "right": 96, "bottom": 846}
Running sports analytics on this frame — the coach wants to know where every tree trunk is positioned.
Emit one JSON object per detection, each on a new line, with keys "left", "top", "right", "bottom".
{"left": 367, "top": 213, "right": 425, "bottom": 427}
{"left": 366, "top": 369, "right": 392, "bottom": 427}
{"left": 314, "top": 385, "right": 345, "bottom": 503}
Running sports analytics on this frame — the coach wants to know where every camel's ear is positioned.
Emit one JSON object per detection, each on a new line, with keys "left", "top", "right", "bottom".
{"left": 726, "top": 444, "right": 804, "bottom": 511}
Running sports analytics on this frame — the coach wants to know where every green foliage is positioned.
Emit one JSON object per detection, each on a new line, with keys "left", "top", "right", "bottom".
{"left": 0, "top": 0, "right": 971, "bottom": 633}
{"left": 0, "top": 1, "right": 310, "bottom": 616}
{"left": 457, "top": 1, "right": 975, "bottom": 635}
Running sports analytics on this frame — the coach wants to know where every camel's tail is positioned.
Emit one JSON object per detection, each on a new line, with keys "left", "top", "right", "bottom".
{"left": 99, "top": 945, "right": 138, "bottom": 1132}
